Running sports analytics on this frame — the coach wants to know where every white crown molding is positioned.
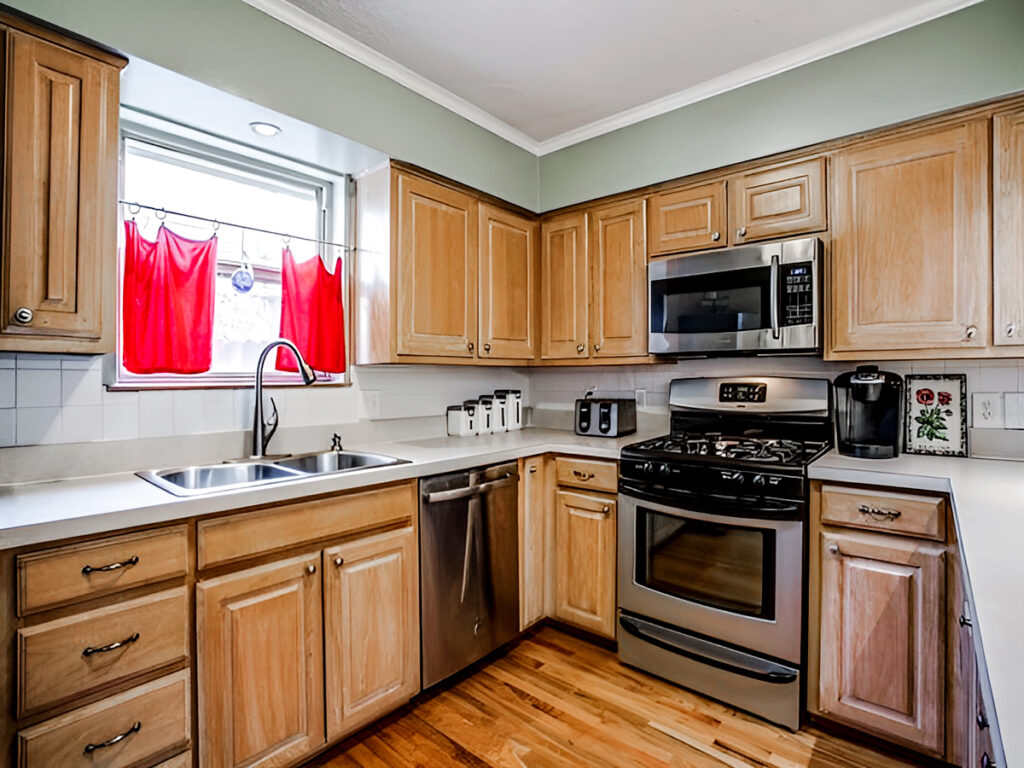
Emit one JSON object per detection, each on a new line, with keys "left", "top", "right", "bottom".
{"left": 245, "top": 0, "right": 981, "bottom": 158}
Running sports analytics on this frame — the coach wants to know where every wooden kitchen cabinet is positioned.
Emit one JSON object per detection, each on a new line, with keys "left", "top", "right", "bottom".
{"left": 540, "top": 212, "right": 589, "bottom": 360}
{"left": 829, "top": 119, "right": 990, "bottom": 357}
{"left": 729, "top": 156, "right": 826, "bottom": 244}
{"left": 0, "top": 23, "right": 125, "bottom": 353}
{"left": 647, "top": 181, "right": 727, "bottom": 256}
{"left": 589, "top": 199, "right": 647, "bottom": 358}
{"left": 817, "top": 530, "right": 946, "bottom": 755}
{"left": 553, "top": 489, "right": 617, "bottom": 638}
{"left": 479, "top": 203, "right": 539, "bottom": 359}
{"left": 994, "top": 107, "right": 1024, "bottom": 347}
{"left": 196, "top": 552, "right": 325, "bottom": 768}
{"left": 323, "top": 526, "right": 419, "bottom": 741}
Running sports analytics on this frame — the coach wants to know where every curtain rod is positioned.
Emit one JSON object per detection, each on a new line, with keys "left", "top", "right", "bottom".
{"left": 118, "top": 200, "right": 354, "bottom": 251}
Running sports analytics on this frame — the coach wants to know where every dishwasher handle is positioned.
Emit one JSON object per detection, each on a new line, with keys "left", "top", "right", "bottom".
{"left": 425, "top": 474, "right": 515, "bottom": 504}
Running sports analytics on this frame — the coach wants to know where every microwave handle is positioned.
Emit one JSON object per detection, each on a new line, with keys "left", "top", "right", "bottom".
{"left": 769, "top": 254, "right": 781, "bottom": 340}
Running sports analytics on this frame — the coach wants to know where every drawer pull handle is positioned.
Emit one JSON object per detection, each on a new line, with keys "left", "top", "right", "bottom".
{"left": 83, "top": 632, "right": 140, "bottom": 656}
{"left": 84, "top": 721, "right": 141, "bottom": 753}
{"left": 572, "top": 470, "right": 595, "bottom": 481}
{"left": 81, "top": 555, "right": 139, "bottom": 575}
{"left": 857, "top": 504, "right": 902, "bottom": 521}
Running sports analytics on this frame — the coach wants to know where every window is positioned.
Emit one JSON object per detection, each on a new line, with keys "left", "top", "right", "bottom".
{"left": 115, "top": 120, "right": 350, "bottom": 388}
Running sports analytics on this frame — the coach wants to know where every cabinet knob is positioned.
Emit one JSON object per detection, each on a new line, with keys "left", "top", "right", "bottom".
{"left": 601, "top": 505, "right": 611, "bottom": 514}
{"left": 828, "top": 543, "right": 840, "bottom": 556}
{"left": 959, "top": 614, "right": 973, "bottom": 628}
{"left": 981, "top": 753, "right": 996, "bottom": 768}
{"left": 1007, "top": 323, "right": 1017, "bottom": 338}
{"left": 467, "top": 341, "right": 475, "bottom": 351}
{"left": 978, "top": 709, "right": 990, "bottom": 730}
{"left": 965, "top": 325, "right": 978, "bottom": 341}
{"left": 306, "top": 563, "right": 316, "bottom": 575}
{"left": 594, "top": 344, "right": 601, "bottom": 352}
{"left": 576, "top": 343, "right": 585, "bottom": 353}
{"left": 711, "top": 231, "right": 721, "bottom": 242}
{"left": 334, "top": 557, "right": 344, "bottom": 567}
{"left": 13, "top": 307, "right": 33, "bottom": 325}
{"left": 529, "top": 466, "right": 537, "bottom": 474}
{"left": 483, "top": 343, "right": 491, "bottom": 353}
{"left": 737, "top": 227, "right": 747, "bottom": 238}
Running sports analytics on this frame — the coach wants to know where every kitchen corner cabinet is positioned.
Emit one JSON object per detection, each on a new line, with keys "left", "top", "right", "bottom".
{"left": 994, "top": 107, "right": 1024, "bottom": 347}
{"left": 829, "top": 119, "right": 991, "bottom": 358}
{"left": 196, "top": 553, "right": 325, "bottom": 768}
{"left": 324, "top": 526, "right": 419, "bottom": 741}
{"left": 479, "top": 203, "right": 539, "bottom": 359}
{"left": 648, "top": 181, "right": 726, "bottom": 256}
{"left": 540, "top": 212, "right": 589, "bottom": 359}
{"left": 0, "top": 21, "right": 126, "bottom": 353}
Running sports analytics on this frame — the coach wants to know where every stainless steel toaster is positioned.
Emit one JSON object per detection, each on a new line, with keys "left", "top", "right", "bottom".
{"left": 574, "top": 397, "right": 637, "bottom": 437}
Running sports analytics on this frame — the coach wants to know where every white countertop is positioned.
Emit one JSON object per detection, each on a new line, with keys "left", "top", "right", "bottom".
{"left": 810, "top": 451, "right": 1022, "bottom": 767}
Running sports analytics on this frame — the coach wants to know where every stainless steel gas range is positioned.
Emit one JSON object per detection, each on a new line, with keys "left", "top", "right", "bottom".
{"left": 617, "top": 376, "right": 832, "bottom": 730}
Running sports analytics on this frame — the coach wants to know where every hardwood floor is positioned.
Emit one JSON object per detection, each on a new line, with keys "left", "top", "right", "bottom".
{"left": 305, "top": 626, "right": 921, "bottom": 768}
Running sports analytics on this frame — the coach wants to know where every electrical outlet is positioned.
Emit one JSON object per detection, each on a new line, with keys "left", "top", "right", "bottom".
{"left": 972, "top": 393, "right": 1004, "bottom": 428}
{"left": 363, "top": 390, "right": 381, "bottom": 419}
{"left": 1004, "top": 393, "right": 1024, "bottom": 430}
{"left": 635, "top": 388, "right": 647, "bottom": 409}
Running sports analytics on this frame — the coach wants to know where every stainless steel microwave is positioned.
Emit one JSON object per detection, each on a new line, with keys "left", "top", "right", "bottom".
{"left": 648, "top": 237, "right": 821, "bottom": 355}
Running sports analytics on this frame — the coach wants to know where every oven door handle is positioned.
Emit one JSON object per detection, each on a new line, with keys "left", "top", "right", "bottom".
{"left": 769, "top": 253, "right": 781, "bottom": 340}
{"left": 618, "top": 482, "right": 801, "bottom": 520}
{"left": 619, "top": 614, "right": 798, "bottom": 684}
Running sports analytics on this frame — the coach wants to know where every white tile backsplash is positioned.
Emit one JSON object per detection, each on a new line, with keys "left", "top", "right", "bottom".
{"left": 62, "top": 405, "right": 104, "bottom": 443}
{"left": 61, "top": 368, "right": 103, "bottom": 406}
{"left": 139, "top": 390, "right": 175, "bottom": 438}
{"left": 16, "top": 369, "right": 62, "bottom": 407}
{"left": 103, "top": 402, "right": 141, "bottom": 441}
{"left": 17, "top": 407, "right": 61, "bottom": 445}
{"left": 0, "top": 369, "right": 14, "bottom": 409}
{"left": 0, "top": 409, "right": 14, "bottom": 447}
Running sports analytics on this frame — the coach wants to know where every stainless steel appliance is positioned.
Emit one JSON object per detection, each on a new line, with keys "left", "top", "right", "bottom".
{"left": 575, "top": 397, "right": 637, "bottom": 437}
{"left": 648, "top": 237, "right": 821, "bottom": 355}
{"left": 617, "top": 376, "right": 832, "bottom": 730}
{"left": 833, "top": 365, "right": 904, "bottom": 459}
{"left": 420, "top": 462, "right": 519, "bottom": 688}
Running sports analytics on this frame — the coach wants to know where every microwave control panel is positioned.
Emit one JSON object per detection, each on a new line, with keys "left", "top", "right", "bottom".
{"left": 782, "top": 263, "right": 814, "bottom": 326}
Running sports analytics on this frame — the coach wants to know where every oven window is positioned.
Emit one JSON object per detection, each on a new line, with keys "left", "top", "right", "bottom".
{"left": 650, "top": 266, "right": 771, "bottom": 334}
{"left": 636, "top": 507, "right": 776, "bottom": 619}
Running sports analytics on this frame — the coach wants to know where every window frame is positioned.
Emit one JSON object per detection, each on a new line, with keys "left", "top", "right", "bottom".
{"left": 111, "top": 110, "right": 353, "bottom": 390}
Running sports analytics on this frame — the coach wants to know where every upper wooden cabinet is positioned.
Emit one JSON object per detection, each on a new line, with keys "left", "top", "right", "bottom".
{"left": 1, "top": 25, "right": 125, "bottom": 353}
{"left": 395, "top": 172, "right": 478, "bottom": 358}
{"left": 648, "top": 181, "right": 726, "bottom": 256}
{"left": 540, "top": 212, "right": 589, "bottom": 360}
{"left": 994, "top": 107, "right": 1024, "bottom": 347}
{"left": 829, "top": 120, "right": 990, "bottom": 357}
{"left": 479, "top": 204, "right": 539, "bottom": 359}
{"left": 729, "top": 156, "right": 826, "bottom": 244}
{"left": 589, "top": 199, "right": 647, "bottom": 358}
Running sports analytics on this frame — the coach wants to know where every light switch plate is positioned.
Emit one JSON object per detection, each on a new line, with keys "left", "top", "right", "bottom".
{"left": 972, "top": 392, "right": 1004, "bottom": 429}
{"left": 1004, "top": 393, "right": 1024, "bottom": 430}
{"left": 635, "top": 388, "right": 647, "bottom": 409}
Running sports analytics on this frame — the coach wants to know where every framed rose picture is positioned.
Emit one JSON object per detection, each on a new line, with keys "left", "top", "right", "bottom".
{"left": 904, "top": 374, "right": 968, "bottom": 456}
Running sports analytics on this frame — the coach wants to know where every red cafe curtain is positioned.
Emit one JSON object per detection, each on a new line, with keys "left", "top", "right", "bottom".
{"left": 276, "top": 248, "right": 346, "bottom": 373}
{"left": 122, "top": 221, "right": 217, "bottom": 374}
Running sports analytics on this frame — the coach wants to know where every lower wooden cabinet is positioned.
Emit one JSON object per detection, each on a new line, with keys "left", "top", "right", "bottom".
{"left": 324, "top": 526, "right": 419, "bottom": 741}
{"left": 196, "top": 552, "right": 325, "bottom": 768}
{"left": 553, "top": 489, "right": 616, "bottom": 638}
{"left": 518, "top": 456, "right": 548, "bottom": 630}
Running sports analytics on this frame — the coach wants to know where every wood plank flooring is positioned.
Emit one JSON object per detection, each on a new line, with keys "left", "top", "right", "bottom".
{"left": 306, "top": 626, "right": 921, "bottom": 768}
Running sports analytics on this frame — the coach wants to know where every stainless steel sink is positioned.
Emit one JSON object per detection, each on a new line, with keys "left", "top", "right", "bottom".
{"left": 271, "top": 450, "right": 405, "bottom": 474}
{"left": 137, "top": 450, "right": 407, "bottom": 496}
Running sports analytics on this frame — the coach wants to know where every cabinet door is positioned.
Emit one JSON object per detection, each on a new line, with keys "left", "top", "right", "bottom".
{"left": 590, "top": 199, "right": 647, "bottom": 358}
{"left": 519, "top": 456, "right": 547, "bottom": 630}
{"left": 196, "top": 553, "right": 324, "bottom": 768}
{"left": 648, "top": 181, "right": 726, "bottom": 256}
{"left": 830, "top": 120, "right": 990, "bottom": 355}
{"left": 730, "top": 156, "right": 826, "bottom": 243}
{"left": 2, "top": 31, "right": 120, "bottom": 350}
{"left": 323, "top": 527, "right": 419, "bottom": 742}
{"left": 554, "top": 489, "right": 616, "bottom": 638}
{"left": 540, "top": 212, "right": 589, "bottom": 360}
{"left": 479, "top": 204, "right": 538, "bottom": 360}
{"left": 994, "top": 108, "right": 1024, "bottom": 346}
{"left": 818, "top": 531, "right": 945, "bottom": 755}
{"left": 395, "top": 172, "right": 478, "bottom": 357}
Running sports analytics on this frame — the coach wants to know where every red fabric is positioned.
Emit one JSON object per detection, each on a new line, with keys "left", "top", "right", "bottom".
{"left": 276, "top": 248, "right": 346, "bottom": 373}
{"left": 122, "top": 222, "right": 217, "bottom": 374}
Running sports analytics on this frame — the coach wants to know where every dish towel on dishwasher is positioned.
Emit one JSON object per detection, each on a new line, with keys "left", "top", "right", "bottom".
{"left": 276, "top": 248, "right": 346, "bottom": 373}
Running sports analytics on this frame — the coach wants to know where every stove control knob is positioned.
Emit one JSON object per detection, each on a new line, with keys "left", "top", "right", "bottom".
{"left": 722, "top": 471, "right": 744, "bottom": 484}
{"left": 658, "top": 463, "right": 671, "bottom": 476}
{"left": 752, "top": 474, "right": 766, "bottom": 486}
{"left": 639, "top": 461, "right": 653, "bottom": 474}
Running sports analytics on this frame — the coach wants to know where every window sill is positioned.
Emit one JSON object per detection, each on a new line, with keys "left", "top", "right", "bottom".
{"left": 107, "top": 373, "right": 351, "bottom": 391}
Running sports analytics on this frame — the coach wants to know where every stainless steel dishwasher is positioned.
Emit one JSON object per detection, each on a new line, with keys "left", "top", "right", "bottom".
{"left": 419, "top": 461, "right": 519, "bottom": 689}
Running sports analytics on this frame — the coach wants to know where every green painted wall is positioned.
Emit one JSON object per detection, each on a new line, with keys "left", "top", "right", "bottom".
{"left": 8, "top": 0, "right": 540, "bottom": 210}
{"left": 538, "top": 0, "right": 1024, "bottom": 211}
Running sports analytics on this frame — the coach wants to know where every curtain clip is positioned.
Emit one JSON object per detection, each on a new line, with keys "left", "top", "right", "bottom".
{"left": 156, "top": 208, "right": 167, "bottom": 221}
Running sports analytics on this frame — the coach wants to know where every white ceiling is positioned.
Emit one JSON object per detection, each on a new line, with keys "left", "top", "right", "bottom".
{"left": 245, "top": 0, "right": 981, "bottom": 155}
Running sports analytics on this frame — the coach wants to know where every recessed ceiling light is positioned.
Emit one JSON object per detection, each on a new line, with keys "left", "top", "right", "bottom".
{"left": 249, "top": 121, "right": 281, "bottom": 137}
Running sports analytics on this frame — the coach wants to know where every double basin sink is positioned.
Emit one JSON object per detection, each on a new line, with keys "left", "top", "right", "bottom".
{"left": 137, "top": 450, "right": 407, "bottom": 497}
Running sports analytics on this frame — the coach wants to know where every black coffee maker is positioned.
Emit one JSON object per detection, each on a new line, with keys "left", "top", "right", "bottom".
{"left": 833, "top": 365, "right": 904, "bottom": 459}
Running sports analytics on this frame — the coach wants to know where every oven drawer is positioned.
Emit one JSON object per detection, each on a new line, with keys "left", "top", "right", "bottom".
{"left": 820, "top": 484, "right": 946, "bottom": 541}
{"left": 554, "top": 457, "right": 617, "bottom": 493}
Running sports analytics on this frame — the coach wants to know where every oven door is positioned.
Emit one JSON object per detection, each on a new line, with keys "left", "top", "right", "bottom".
{"left": 618, "top": 490, "right": 803, "bottom": 663}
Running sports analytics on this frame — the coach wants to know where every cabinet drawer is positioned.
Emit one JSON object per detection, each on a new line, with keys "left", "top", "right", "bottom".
{"left": 18, "top": 587, "right": 189, "bottom": 717}
{"left": 17, "top": 526, "right": 188, "bottom": 616}
{"left": 198, "top": 481, "right": 416, "bottom": 568}
{"left": 154, "top": 753, "right": 191, "bottom": 768}
{"left": 554, "top": 457, "right": 617, "bottom": 493}
{"left": 17, "top": 670, "right": 190, "bottom": 768}
{"left": 821, "top": 485, "right": 946, "bottom": 540}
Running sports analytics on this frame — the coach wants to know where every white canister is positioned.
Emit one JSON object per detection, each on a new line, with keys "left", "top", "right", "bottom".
{"left": 460, "top": 401, "right": 479, "bottom": 435}
{"left": 497, "top": 389, "right": 523, "bottom": 430}
{"left": 446, "top": 405, "right": 472, "bottom": 437}
{"left": 474, "top": 397, "right": 494, "bottom": 434}
{"left": 485, "top": 394, "right": 507, "bottom": 432}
